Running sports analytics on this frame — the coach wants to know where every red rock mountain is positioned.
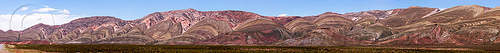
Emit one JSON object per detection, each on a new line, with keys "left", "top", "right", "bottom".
{"left": 1, "top": 5, "right": 500, "bottom": 46}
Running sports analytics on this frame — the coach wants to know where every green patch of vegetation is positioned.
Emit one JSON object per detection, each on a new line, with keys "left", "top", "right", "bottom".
{"left": 11, "top": 44, "right": 499, "bottom": 53}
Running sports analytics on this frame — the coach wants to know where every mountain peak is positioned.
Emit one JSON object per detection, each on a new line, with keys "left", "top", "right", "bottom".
{"left": 488, "top": 6, "right": 500, "bottom": 12}
{"left": 408, "top": 6, "right": 421, "bottom": 8}
{"left": 22, "top": 23, "right": 51, "bottom": 31}
{"left": 407, "top": 6, "right": 433, "bottom": 9}
{"left": 177, "top": 8, "right": 198, "bottom": 11}
{"left": 319, "top": 12, "right": 341, "bottom": 16}
{"left": 186, "top": 8, "right": 196, "bottom": 10}
{"left": 5, "top": 5, "right": 500, "bottom": 46}
{"left": 34, "top": 23, "right": 49, "bottom": 26}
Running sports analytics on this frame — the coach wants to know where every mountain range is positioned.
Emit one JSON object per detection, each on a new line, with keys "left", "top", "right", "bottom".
{"left": 1, "top": 5, "right": 500, "bottom": 46}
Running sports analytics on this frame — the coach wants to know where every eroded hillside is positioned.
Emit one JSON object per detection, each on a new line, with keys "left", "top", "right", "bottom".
{"left": 1, "top": 5, "right": 500, "bottom": 46}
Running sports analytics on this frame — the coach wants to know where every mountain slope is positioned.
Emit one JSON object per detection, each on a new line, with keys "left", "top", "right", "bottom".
{"left": 3, "top": 5, "right": 500, "bottom": 46}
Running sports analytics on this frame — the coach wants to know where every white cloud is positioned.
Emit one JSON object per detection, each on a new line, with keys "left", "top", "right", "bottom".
{"left": 0, "top": 13, "right": 83, "bottom": 30}
{"left": 0, "top": 6, "right": 80, "bottom": 31}
{"left": 278, "top": 14, "right": 288, "bottom": 17}
{"left": 439, "top": 8, "right": 447, "bottom": 11}
{"left": 20, "top": 7, "right": 29, "bottom": 11}
{"left": 33, "top": 7, "right": 60, "bottom": 12}
{"left": 58, "top": 9, "right": 70, "bottom": 14}
{"left": 33, "top": 6, "right": 72, "bottom": 14}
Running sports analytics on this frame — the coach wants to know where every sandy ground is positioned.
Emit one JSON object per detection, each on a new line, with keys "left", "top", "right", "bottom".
{"left": 1, "top": 44, "right": 48, "bottom": 53}
{"left": 0, "top": 44, "right": 7, "bottom": 53}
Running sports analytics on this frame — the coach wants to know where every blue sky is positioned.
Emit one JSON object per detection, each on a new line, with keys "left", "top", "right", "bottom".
{"left": 0, "top": 0, "right": 499, "bottom": 30}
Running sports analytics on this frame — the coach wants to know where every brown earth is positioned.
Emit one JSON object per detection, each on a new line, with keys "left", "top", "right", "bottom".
{"left": 1, "top": 5, "right": 500, "bottom": 47}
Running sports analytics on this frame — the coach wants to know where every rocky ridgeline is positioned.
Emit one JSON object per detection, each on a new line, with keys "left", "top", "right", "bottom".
{"left": 1, "top": 5, "right": 500, "bottom": 46}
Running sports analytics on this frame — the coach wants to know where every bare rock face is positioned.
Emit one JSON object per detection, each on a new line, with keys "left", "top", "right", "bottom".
{"left": 155, "top": 18, "right": 232, "bottom": 45}
{"left": 285, "top": 15, "right": 357, "bottom": 38}
{"left": 97, "top": 34, "right": 155, "bottom": 45}
{"left": 49, "top": 16, "right": 129, "bottom": 43}
{"left": 134, "top": 9, "right": 307, "bottom": 32}
{"left": 19, "top": 32, "right": 42, "bottom": 41}
{"left": 273, "top": 29, "right": 357, "bottom": 46}
{"left": 92, "top": 25, "right": 115, "bottom": 41}
{"left": 0, "top": 30, "right": 19, "bottom": 42}
{"left": 67, "top": 28, "right": 93, "bottom": 43}
{"left": 380, "top": 6, "right": 438, "bottom": 27}
{"left": 372, "top": 5, "right": 499, "bottom": 45}
{"left": 143, "top": 19, "right": 182, "bottom": 41}
{"left": 134, "top": 9, "right": 261, "bottom": 33}
{"left": 63, "top": 16, "right": 128, "bottom": 30}
{"left": 341, "top": 10, "right": 394, "bottom": 22}
{"left": 53, "top": 30, "right": 80, "bottom": 43}
{"left": 416, "top": 5, "right": 487, "bottom": 23}
{"left": 355, "top": 14, "right": 378, "bottom": 24}
{"left": 284, "top": 19, "right": 316, "bottom": 37}
{"left": 96, "top": 23, "right": 154, "bottom": 44}
{"left": 1, "top": 16, "right": 129, "bottom": 43}
{"left": 452, "top": 7, "right": 500, "bottom": 44}
{"left": 19, "top": 23, "right": 54, "bottom": 41}
{"left": 351, "top": 14, "right": 378, "bottom": 31}
{"left": 203, "top": 10, "right": 263, "bottom": 27}
{"left": 113, "top": 24, "right": 133, "bottom": 37}
{"left": 313, "top": 15, "right": 354, "bottom": 35}
{"left": 454, "top": 25, "right": 499, "bottom": 44}
{"left": 58, "top": 16, "right": 128, "bottom": 37}
{"left": 277, "top": 15, "right": 363, "bottom": 46}
{"left": 194, "top": 18, "right": 291, "bottom": 45}
{"left": 46, "top": 29, "right": 64, "bottom": 42}
{"left": 70, "top": 25, "right": 115, "bottom": 43}
{"left": 346, "top": 23, "right": 395, "bottom": 41}
{"left": 264, "top": 16, "right": 304, "bottom": 25}
{"left": 5, "top": 5, "right": 500, "bottom": 46}
{"left": 377, "top": 25, "right": 456, "bottom": 45}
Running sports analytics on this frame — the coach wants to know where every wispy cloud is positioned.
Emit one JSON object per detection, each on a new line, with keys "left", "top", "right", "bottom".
{"left": 439, "top": 8, "right": 447, "bottom": 11}
{"left": 58, "top": 9, "right": 70, "bottom": 14}
{"left": 278, "top": 14, "right": 288, "bottom": 17}
{"left": 33, "top": 7, "right": 60, "bottom": 12}
{"left": 1, "top": 6, "right": 82, "bottom": 30}
{"left": 20, "top": 7, "right": 29, "bottom": 11}
{"left": 33, "top": 6, "right": 72, "bottom": 14}
{"left": 0, "top": 13, "right": 83, "bottom": 30}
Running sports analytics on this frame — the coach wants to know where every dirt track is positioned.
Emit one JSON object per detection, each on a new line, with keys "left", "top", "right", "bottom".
{"left": 0, "top": 44, "right": 7, "bottom": 53}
